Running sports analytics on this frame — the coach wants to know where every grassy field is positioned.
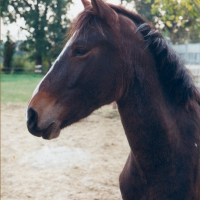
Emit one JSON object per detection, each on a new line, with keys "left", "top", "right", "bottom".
{"left": 1, "top": 74, "right": 43, "bottom": 103}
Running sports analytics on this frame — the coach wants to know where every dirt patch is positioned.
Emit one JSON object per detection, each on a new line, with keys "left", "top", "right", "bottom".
{"left": 1, "top": 103, "right": 130, "bottom": 200}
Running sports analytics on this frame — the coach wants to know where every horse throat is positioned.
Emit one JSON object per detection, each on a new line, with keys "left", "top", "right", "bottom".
{"left": 116, "top": 74, "right": 174, "bottom": 198}
{"left": 117, "top": 75, "right": 172, "bottom": 168}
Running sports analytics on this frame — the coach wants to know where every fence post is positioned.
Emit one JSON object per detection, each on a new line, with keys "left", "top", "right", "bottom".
{"left": 35, "top": 65, "right": 43, "bottom": 74}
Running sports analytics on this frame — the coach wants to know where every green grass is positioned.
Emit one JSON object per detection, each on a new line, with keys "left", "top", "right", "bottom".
{"left": 1, "top": 74, "right": 44, "bottom": 103}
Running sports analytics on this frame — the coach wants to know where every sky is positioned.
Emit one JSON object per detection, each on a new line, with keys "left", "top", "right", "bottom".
{"left": 1, "top": 0, "right": 134, "bottom": 41}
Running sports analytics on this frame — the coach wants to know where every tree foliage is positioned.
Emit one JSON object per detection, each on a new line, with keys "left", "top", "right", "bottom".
{"left": 150, "top": 0, "right": 200, "bottom": 43}
{"left": 122, "top": 0, "right": 200, "bottom": 43}
{"left": 1, "top": 0, "right": 72, "bottom": 70}
{"left": 134, "top": 0, "right": 154, "bottom": 22}
{"left": 2, "top": 31, "right": 15, "bottom": 74}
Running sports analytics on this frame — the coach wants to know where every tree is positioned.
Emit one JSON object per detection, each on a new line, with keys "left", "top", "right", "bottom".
{"left": 2, "top": 31, "right": 15, "bottom": 74}
{"left": 120, "top": 0, "right": 199, "bottom": 43}
{"left": 151, "top": 0, "right": 200, "bottom": 43}
{"left": 120, "top": 0, "right": 129, "bottom": 5}
{"left": 120, "top": 0, "right": 154, "bottom": 21}
{"left": 1, "top": 0, "right": 72, "bottom": 73}
{"left": 134, "top": 0, "right": 154, "bottom": 22}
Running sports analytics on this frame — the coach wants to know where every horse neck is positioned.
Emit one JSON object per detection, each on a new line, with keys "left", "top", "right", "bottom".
{"left": 116, "top": 26, "right": 200, "bottom": 172}
{"left": 117, "top": 54, "right": 177, "bottom": 169}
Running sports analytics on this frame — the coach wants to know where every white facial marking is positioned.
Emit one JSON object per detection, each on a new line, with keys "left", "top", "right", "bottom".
{"left": 195, "top": 143, "right": 198, "bottom": 147}
{"left": 56, "top": 33, "right": 76, "bottom": 62}
{"left": 26, "top": 31, "right": 78, "bottom": 122}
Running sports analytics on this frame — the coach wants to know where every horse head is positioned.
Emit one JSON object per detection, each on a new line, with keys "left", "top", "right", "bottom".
{"left": 26, "top": 0, "right": 133, "bottom": 139}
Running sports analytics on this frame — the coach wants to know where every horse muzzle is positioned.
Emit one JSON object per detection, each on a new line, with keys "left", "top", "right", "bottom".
{"left": 27, "top": 107, "right": 61, "bottom": 140}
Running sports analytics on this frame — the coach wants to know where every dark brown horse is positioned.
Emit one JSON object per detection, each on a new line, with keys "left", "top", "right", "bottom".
{"left": 26, "top": 0, "right": 200, "bottom": 199}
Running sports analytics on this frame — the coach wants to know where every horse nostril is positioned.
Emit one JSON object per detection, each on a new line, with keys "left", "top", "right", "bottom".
{"left": 27, "top": 107, "right": 38, "bottom": 130}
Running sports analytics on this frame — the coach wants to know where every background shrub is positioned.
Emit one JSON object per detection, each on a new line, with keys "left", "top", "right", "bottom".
{"left": 12, "top": 54, "right": 35, "bottom": 74}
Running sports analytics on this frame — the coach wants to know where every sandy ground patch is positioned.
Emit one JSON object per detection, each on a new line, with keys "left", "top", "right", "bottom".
{"left": 1, "top": 103, "right": 130, "bottom": 200}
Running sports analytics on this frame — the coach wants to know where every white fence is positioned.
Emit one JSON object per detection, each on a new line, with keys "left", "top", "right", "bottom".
{"left": 186, "top": 65, "right": 200, "bottom": 83}
{"left": 172, "top": 43, "right": 200, "bottom": 83}
{"left": 172, "top": 43, "right": 200, "bottom": 65}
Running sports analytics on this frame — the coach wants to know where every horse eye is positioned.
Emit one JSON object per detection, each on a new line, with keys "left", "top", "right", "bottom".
{"left": 74, "top": 48, "right": 89, "bottom": 57}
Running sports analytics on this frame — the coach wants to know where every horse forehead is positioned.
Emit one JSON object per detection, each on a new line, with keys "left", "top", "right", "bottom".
{"left": 75, "top": 15, "right": 136, "bottom": 44}
{"left": 75, "top": 29, "right": 107, "bottom": 45}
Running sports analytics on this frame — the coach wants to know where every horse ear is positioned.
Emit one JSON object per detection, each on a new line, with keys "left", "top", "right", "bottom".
{"left": 91, "top": 0, "right": 118, "bottom": 25}
{"left": 81, "top": 0, "right": 91, "bottom": 8}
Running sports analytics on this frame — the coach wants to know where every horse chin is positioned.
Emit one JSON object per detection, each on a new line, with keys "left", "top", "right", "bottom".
{"left": 42, "top": 122, "right": 61, "bottom": 140}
